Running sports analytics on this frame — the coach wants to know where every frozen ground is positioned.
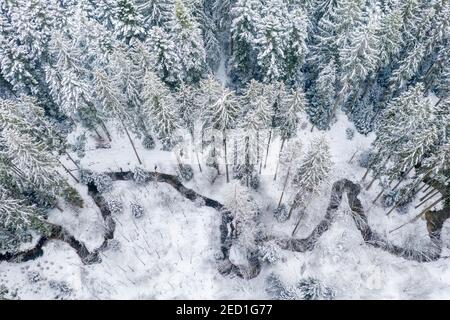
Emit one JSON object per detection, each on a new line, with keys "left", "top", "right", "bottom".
{"left": 1, "top": 112, "right": 449, "bottom": 300}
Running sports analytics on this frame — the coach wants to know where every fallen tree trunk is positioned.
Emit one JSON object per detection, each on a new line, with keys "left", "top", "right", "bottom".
{"left": 0, "top": 180, "right": 114, "bottom": 265}
{"left": 2, "top": 174, "right": 447, "bottom": 280}
{"left": 274, "top": 179, "right": 445, "bottom": 263}
{"left": 106, "top": 170, "right": 261, "bottom": 279}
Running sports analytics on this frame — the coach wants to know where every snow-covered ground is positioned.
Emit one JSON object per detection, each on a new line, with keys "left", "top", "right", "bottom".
{"left": 1, "top": 112, "right": 449, "bottom": 300}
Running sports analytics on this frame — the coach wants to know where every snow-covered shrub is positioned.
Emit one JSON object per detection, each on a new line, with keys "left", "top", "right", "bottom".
{"left": 71, "top": 133, "right": 86, "bottom": 158}
{"left": 92, "top": 173, "right": 113, "bottom": 194}
{"left": 259, "top": 241, "right": 280, "bottom": 264}
{"left": 224, "top": 183, "right": 261, "bottom": 251}
{"left": 133, "top": 166, "right": 150, "bottom": 185}
{"left": 178, "top": 164, "right": 194, "bottom": 181}
{"left": 107, "top": 198, "right": 123, "bottom": 215}
{"left": 142, "top": 135, "right": 155, "bottom": 150}
{"left": 265, "top": 273, "right": 298, "bottom": 300}
{"left": 232, "top": 164, "right": 260, "bottom": 190}
{"left": 161, "top": 140, "right": 174, "bottom": 151}
{"left": 79, "top": 169, "right": 94, "bottom": 185}
{"left": 273, "top": 204, "right": 289, "bottom": 223}
{"left": 0, "top": 228, "right": 32, "bottom": 253}
{"left": 345, "top": 128, "right": 355, "bottom": 140}
{"left": 130, "top": 201, "right": 144, "bottom": 219}
{"left": 382, "top": 191, "right": 397, "bottom": 208}
{"left": 296, "top": 277, "right": 335, "bottom": 300}
{"left": 63, "top": 185, "right": 84, "bottom": 208}
{"left": 27, "top": 271, "right": 42, "bottom": 284}
{"left": 395, "top": 182, "right": 417, "bottom": 207}
{"left": 249, "top": 173, "right": 260, "bottom": 190}
{"left": 358, "top": 149, "right": 375, "bottom": 169}
{"left": 385, "top": 181, "right": 418, "bottom": 214}
{"left": 49, "top": 280, "right": 73, "bottom": 300}
{"left": 95, "top": 139, "right": 111, "bottom": 149}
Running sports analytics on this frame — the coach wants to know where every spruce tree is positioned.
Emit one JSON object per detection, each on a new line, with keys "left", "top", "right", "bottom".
{"left": 113, "top": 0, "right": 145, "bottom": 44}
{"left": 307, "top": 60, "right": 336, "bottom": 130}
{"left": 204, "top": 87, "right": 239, "bottom": 182}
{"left": 289, "top": 136, "right": 333, "bottom": 217}
{"left": 141, "top": 71, "right": 179, "bottom": 150}
{"left": 171, "top": 0, "right": 207, "bottom": 84}
{"left": 146, "top": 26, "right": 182, "bottom": 86}
{"left": 230, "top": 0, "right": 261, "bottom": 81}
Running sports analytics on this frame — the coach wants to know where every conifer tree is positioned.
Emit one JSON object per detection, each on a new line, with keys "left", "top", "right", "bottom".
{"left": 307, "top": 60, "right": 336, "bottom": 130}
{"left": 146, "top": 26, "right": 182, "bottom": 86}
{"left": 141, "top": 71, "right": 179, "bottom": 150}
{"left": 92, "top": 68, "right": 142, "bottom": 164}
{"left": 171, "top": 0, "right": 207, "bottom": 84}
{"left": 289, "top": 136, "right": 333, "bottom": 218}
{"left": 204, "top": 87, "right": 239, "bottom": 182}
{"left": 136, "top": 0, "right": 174, "bottom": 28}
{"left": 253, "top": 0, "right": 290, "bottom": 82}
{"left": 239, "top": 80, "right": 272, "bottom": 176}
{"left": 338, "top": 10, "right": 381, "bottom": 110}
{"left": 113, "top": 0, "right": 145, "bottom": 44}
{"left": 371, "top": 84, "right": 441, "bottom": 184}
{"left": 230, "top": 0, "right": 261, "bottom": 81}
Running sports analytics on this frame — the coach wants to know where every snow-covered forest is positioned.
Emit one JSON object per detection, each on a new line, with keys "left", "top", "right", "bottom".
{"left": 0, "top": 0, "right": 449, "bottom": 300}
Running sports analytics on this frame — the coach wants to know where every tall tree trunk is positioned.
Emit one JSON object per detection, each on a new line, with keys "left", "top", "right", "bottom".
{"left": 191, "top": 133, "right": 202, "bottom": 173}
{"left": 196, "top": 151, "right": 202, "bottom": 173}
{"left": 263, "top": 130, "right": 272, "bottom": 169}
{"left": 273, "top": 138, "right": 286, "bottom": 181}
{"left": 374, "top": 166, "right": 414, "bottom": 203}
{"left": 244, "top": 136, "right": 250, "bottom": 187}
{"left": 223, "top": 129, "right": 229, "bottom": 183}
{"left": 256, "top": 131, "right": 261, "bottom": 174}
{"left": 420, "top": 186, "right": 439, "bottom": 202}
{"left": 391, "top": 166, "right": 414, "bottom": 192}
{"left": 390, "top": 196, "right": 444, "bottom": 233}
{"left": 233, "top": 139, "right": 238, "bottom": 166}
{"left": 434, "top": 96, "right": 444, "bottom": 108}
{"left": 120, "top": 118, "right": 142, "bottom": 165}
{"left": 58, "top": 159, "right": 79, "bottom": 183}
{"left": 366, "top": 175, "right": 378, "bottom": 190}
{"left": 100, "top": 119, "right": 112, "bottom": 142}
{"left": 362, "top": 166, "right": 371, "bottom": 181}
{"left": 277, "top": 166, "right": 291, "bottom": 208}
{"left": 348, "top": 150, "right": 358, "bottom": 164}
{"left": 93, "top": 127, "right": 103, "bottom": 140}
{"left": 287, "top": 202, "right": 296, "bottom": 220}
{"left": 292, "top": 214, "right": 304, "bottom": 237}
{"left": 65, "top": 152, "right": 80, "bottom": 169}
{"left": 415, "top": 190, "right": 441, "bottom": 209}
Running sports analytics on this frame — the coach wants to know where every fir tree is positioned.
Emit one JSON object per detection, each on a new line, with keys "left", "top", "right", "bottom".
{"left": 289, "top": 136, "right": 333, "bottom": 216}
{"left": 171, "top": 0, "right": 207, "bottom": 84}
{"left": 254, "top": 0, "right": 290, "bottom": 82}
{"left": 204, "top": 87, "right": 239, "bottom": 182}
{"left": 372, "top": 83, "right": 441, "bottom": 183}
{"left": 146, "top": 26, "right": 182, "bottom": 85}
{"left": 113, "top": 0, "right": 145, "bottom": 44}
{"left": 230, "top": 0, "right": 261, "bottom": 81}
{"left": 92, "top": 68, "right": 142, "bottom": 164}
{"left": 307, "top": 60, "right": 336, "bottom": 130}
{"left": 141, "top": 71, "right": 179, "bottom": 150}
{"left": 136, "top": 0, "right": 174, "bottom": 28}
{"left": 224, "top": 182, "right": 260, "bottom": 251}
